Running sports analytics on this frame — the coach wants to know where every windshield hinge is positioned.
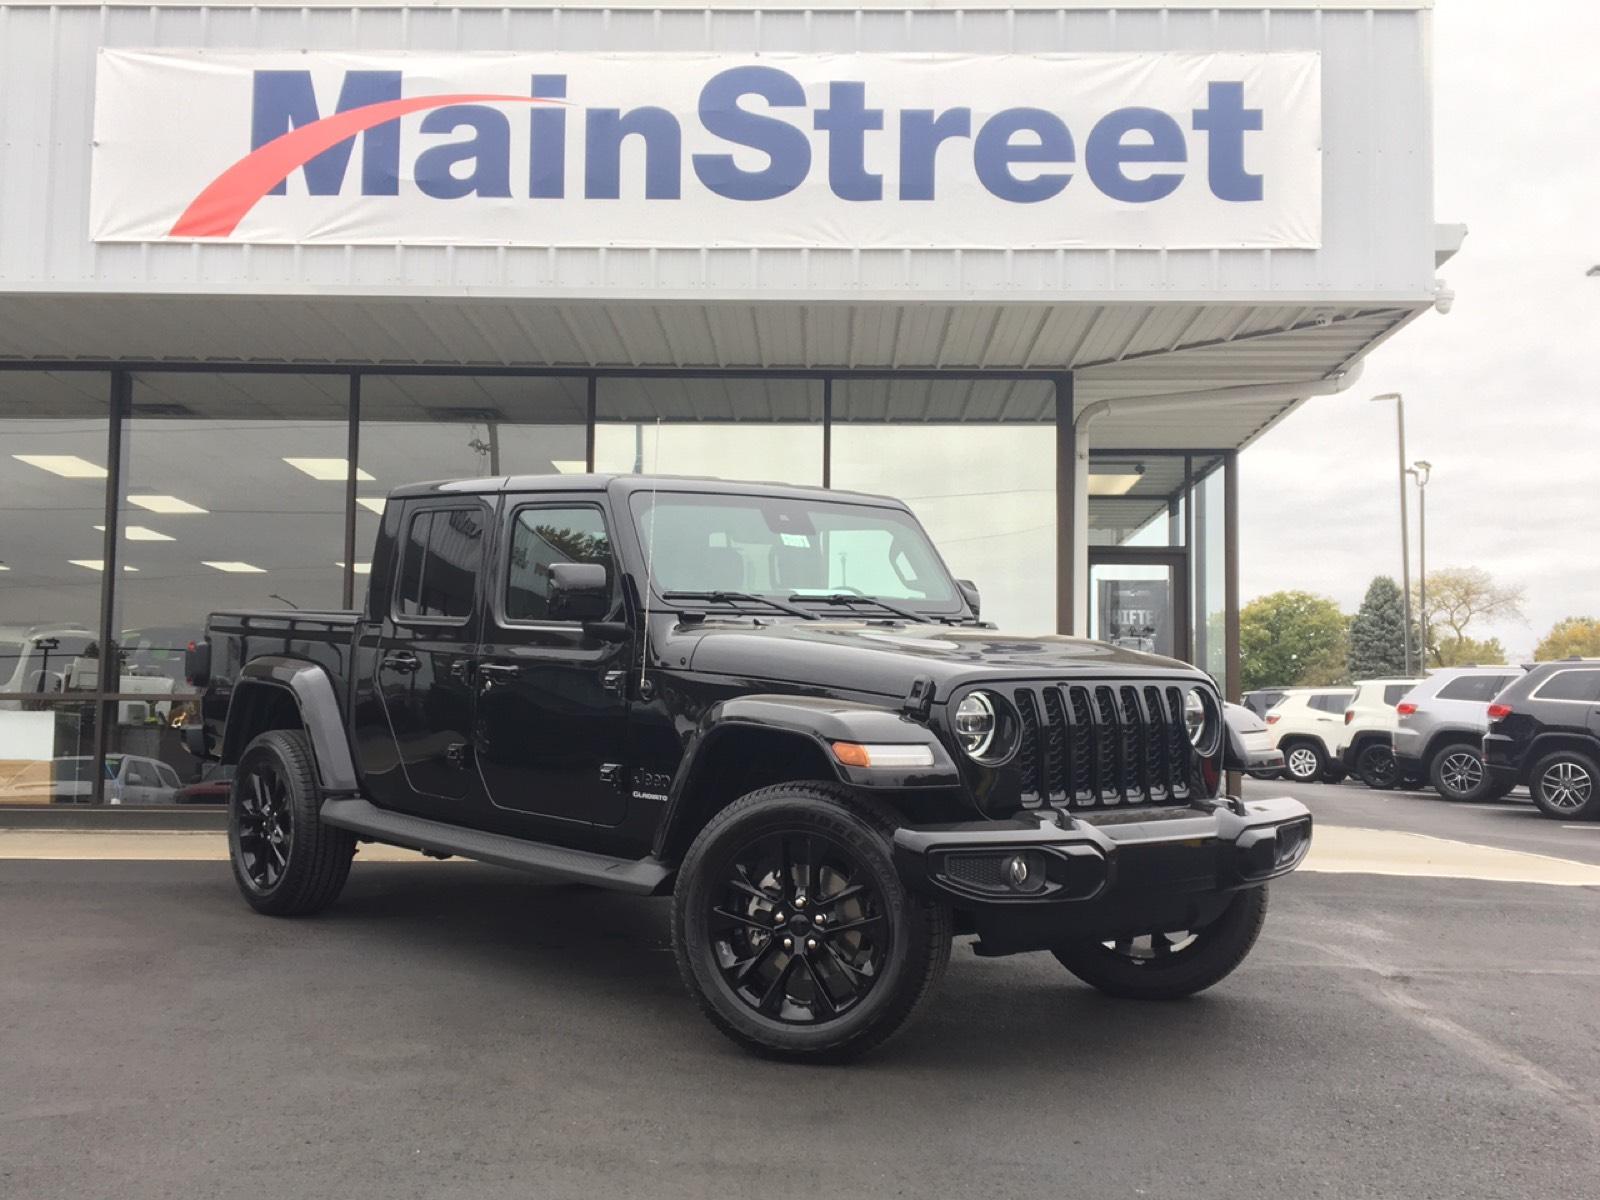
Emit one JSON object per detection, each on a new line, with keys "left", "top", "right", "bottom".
{"left": 902, "top": 676, "right": 936, "bottom": 722}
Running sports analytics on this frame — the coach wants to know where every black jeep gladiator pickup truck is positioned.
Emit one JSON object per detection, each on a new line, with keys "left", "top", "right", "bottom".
{"left": 186, "top": 473, "right": 1311, "bottom": 1061}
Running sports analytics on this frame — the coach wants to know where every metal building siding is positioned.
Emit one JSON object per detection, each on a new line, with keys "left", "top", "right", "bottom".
{"left": 0, "top": 3, "right": 1435, "bottom": 302}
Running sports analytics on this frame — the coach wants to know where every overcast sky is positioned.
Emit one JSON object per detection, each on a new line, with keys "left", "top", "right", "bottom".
{"left": 1239, "top": 0, "right": 1600, "bottom": 660}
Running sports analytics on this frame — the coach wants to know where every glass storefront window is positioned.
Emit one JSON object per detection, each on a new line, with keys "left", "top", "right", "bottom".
{"left": 1190, "top": 458, "right": 1227, "bottom": 679}
{"left": 829, "top": 381, "right": 1054, "bottom": 634}
{"left": 1087, "top": 453, "right": 1188, "bottom": 548}
{"left": 0, "top": 373, "right": 112, "bottom": 697}
{"left": 118, "top": 373, "right": 350, "bottom": 665}
{"left": 594, "top": 378, "right": 823, "bottom": 486}
{"left": 360, "top": 376, "right": 589, "bottom": 587}
{"left": 0, "top": 701, "right": 100, "bottom": 804}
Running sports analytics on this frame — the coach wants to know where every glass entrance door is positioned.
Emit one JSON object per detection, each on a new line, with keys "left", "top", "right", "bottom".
{"left": 1087, "top": 551, "right": 1190, "bottom": 662}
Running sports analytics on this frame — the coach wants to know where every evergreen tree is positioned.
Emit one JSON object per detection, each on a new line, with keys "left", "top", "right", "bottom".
{"left": 1347, "top": 576, "right": 1410, "bottom": 679}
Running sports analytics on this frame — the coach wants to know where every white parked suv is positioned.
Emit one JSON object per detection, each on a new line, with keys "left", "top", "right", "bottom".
{"left": 1392, "top": 665, "right": 1524, "bottom": 801}
{"left": 1263, "top": 688, "right": 1356, "bottom": 783}
{"left": 1335, "top": 678, "right": 1421, "bottom": 790}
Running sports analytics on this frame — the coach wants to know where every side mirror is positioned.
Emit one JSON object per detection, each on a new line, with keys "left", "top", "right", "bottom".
{"left": 548, "top": 561, "right": 612, "bottom": 624}
{"left": 956, "top": 579, "right": 981, "bottom": 619}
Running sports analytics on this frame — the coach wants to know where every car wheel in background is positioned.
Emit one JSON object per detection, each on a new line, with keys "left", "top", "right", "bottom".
{"left": 1282, "top": 742, "right": 1326, "bottom": 785}
{"left": 1247, "top": 768, "right": 1283, "bottom": 781}
{"left": 1354, "top": 742, "right": 1401, "bottom": 790}
{"left": 1428, "top": 743, "right": 1499, "bottom": 803}
{"left": 1528, "top": 751, "right": 1600, "bottom": 820}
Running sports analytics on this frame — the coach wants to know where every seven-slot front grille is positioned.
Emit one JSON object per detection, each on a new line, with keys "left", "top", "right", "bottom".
{"left": 1011, "top": 683, "right": 1196, "bottom": 809}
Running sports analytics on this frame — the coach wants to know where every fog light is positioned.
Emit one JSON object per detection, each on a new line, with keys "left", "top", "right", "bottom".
{"left": 1003, "top": 854, "right": 1031, "bottom": 888}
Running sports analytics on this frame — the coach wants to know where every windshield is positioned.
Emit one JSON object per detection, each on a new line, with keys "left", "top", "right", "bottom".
{"left": 629, "top": 492, "right": 961, "bottom": 615}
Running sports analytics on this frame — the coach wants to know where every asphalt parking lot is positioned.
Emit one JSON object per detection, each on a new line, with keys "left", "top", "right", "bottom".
{"left": 4, "top": 788, "right": 1599, "bottom": 1200}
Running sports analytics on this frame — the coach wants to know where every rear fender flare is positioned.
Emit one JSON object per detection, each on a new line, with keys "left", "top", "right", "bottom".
{"left": 221, "top": 658, "right": 359, "bottom": 794}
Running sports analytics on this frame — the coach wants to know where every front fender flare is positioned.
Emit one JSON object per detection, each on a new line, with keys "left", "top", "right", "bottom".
{"left": 221, "top": 657, "right": 359, "bottom": 794}
{"left": 652, "top": 694, "right": 962, "bottom": 858}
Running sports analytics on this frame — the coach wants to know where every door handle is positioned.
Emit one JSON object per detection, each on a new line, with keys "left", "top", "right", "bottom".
{"left": 478, "top": 662, "right": 521, "bottom": 686}
{"left": 382, "top": 652, "right": 420, "bottom": 674}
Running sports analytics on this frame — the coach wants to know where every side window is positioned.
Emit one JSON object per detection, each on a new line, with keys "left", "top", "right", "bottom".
{"left": 126, "top": 761, "right": 155, "bottom": 786}
{"left": 505, "top": 505, "right": 615, "bottom": 622}
{"left": 1310, "top": 694, "right": 1347, "bottom": 714}
{"left": 158, "top": 765, "right": 182, "bottom": 789}
{"left": 1535, "top": 670, "right": 1600, "bottom": 703}
{"left": 1384, "top": 684, "right": 1414, "bottom": 706}
{"left": 394, "top": 507, "right": 485, "bottom": 621}
{"left": 1437, "top": 675, "right": 1515, "bottom": 703}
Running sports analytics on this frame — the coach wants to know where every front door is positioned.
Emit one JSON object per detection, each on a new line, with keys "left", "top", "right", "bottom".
{"left": 376, "top": 500, "right": 491, "bottom": 816}
{"left": 473, "top": 498, "right": 631, "bottom": 827}
{"left": 1087, "top": 550, "right": 1190, "bottom": 662}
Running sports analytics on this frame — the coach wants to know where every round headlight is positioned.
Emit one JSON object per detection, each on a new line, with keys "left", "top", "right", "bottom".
{"left": 1184, "top": 687, "right": 1220, "bottom": 755}
{"left": 954, "top": 692, "right": 998, "bottom": 759}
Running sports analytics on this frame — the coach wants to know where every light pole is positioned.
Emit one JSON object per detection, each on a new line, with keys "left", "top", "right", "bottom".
{"left": 1408, "top": 460, "right": 1431, "bottom": 667}
{"left": 1371, "top": 392, "right": 1414, "bottom": 675}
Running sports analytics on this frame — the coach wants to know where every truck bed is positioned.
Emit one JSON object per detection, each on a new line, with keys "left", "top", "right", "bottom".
{"left": 204, "top": 609, "right": 362, "bottom": 721}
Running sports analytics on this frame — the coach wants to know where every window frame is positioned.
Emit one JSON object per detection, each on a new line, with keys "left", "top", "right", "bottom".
{"left": 495, "top": 497, "right": 620, "bottom": 631}
{"left": 389, "top": 502, "right": 490, "bottom": 629}
{"left": 1436, "top": 674, "right": 1516, "bottom": 703}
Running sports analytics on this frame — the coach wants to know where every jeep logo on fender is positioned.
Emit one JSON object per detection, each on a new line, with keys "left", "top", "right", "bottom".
{"left": 91, "top": 50, "right": 1322, "bottom": 250}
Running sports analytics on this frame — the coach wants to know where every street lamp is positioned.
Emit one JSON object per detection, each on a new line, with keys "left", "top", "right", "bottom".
{"left": 1370, "top": 392, "right": 1414, "bottom": 675}
{"left": 1408, "top": 460, "right": 1432, "bottom": 667}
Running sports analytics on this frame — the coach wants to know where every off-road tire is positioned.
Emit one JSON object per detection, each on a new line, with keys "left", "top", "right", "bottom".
{"left": 229, "top": 729, "right": 355, "bottom": 916}
{"left": 1428, "top": 742, "right": 1502, "bottom": 803}
{"left": 672, "top": 780, "right": 951, "bottom": 1062}
{"left": 1528, "top": 750, "right": 1600, "bottom": 821}
{"left": 1282, "top": 740, "right": 1327, "bottom": 785}
{"left": 1051, "top": 885, "right": 1269, "bottom": 1001}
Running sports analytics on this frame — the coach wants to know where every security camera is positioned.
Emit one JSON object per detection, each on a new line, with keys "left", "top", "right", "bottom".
{"left": 1434, "top": 283, "right": 1455, "bottom": 315}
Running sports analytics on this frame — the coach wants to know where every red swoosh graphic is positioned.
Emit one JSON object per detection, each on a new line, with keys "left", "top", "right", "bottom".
{"left": 170, "top": 93, "right": 555, "bottom": 238}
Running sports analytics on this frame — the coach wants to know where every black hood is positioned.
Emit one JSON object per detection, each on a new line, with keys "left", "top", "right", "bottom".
{"left": 661, "top": 619, "right": 1209, "bottom": 699}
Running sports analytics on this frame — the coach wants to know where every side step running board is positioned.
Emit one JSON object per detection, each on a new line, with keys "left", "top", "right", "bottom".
{"left": 319, "top": 798, "right": 672, "bottom": 896}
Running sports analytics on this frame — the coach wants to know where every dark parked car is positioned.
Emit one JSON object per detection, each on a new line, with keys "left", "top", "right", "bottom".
{"left": 186, "top": 474, "right": 1311, "bottom": 1061}
{"left": 1484, "top": 660, "right": 1600, "bottom": 820}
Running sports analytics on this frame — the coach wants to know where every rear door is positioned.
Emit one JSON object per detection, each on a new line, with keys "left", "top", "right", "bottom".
{"left": 375, "top": 499, "right": 492, "bottom": 817}
{"left": 472, "top": 496, "right": 631, "bottom": 827}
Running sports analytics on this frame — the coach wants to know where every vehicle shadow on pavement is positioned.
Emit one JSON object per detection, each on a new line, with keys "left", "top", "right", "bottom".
{"left": 326, "top": 861, "right": 1289, "bottom": 1073}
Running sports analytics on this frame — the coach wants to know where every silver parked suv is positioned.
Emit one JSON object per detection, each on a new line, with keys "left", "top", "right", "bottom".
{"left": 1392, "top": 665, "right": 1525, "bottom": 801}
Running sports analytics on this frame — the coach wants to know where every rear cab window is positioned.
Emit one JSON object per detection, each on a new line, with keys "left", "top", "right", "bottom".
{"left": 394, "top": 506, "right": 486, "bottom": 622}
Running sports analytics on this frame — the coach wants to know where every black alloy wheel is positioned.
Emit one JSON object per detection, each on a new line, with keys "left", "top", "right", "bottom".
{"left": 710, "top": 830, "right": 889, "bottom": 1025}
{"left": 673, "top": 781, "right": 951, "bottom": 1062}
{"left": 1355, "top": 742, "right": 1401, "bottom": 790}
{"left": 236, "top": 760, "right": 294, "bottom": 890}
{"left": 229, "top": 729, "right": 355, "bottom": 916}
{"left": 1052, "top": 885, "right": 1269, "bottom": 1000}
{"left": 1529, "top": 751, "right": 1599, "bottom": 820}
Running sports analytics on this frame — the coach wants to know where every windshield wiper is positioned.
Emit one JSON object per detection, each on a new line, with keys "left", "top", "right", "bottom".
{"left": 788, "top": 593, "right": 934, "bottom": 624}
{"left": 661, "top": 591, "right": 821, "bottom": 620}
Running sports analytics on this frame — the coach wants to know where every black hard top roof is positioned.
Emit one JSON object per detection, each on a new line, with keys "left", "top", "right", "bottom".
{"left": 387, "top": 473, "right": 904, "bottom": 509}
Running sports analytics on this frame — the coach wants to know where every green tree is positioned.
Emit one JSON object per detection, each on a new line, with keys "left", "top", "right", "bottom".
{"left": 1347, "top": 576, "right": 1410, "bottom": 679}
{"left": 1534, "top": 617, "right": 1600, "bottom": 660}
{"left": 1432, "top": 635, "right": 1508, "bottom": 667}
{"left": 1240, "top": 591, "right": 1350, "bottom": 691}
{"left": 1417, "top": 566, "right": 1524, "bottom": 667}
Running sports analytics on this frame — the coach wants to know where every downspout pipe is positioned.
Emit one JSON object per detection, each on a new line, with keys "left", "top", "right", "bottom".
{"left": 1068, "top": 360, "right": 1365, "bottom": 636}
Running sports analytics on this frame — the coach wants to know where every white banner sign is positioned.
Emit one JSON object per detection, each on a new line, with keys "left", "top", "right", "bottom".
{"left": 90, "top": 50, "right": 1321, "bottom": 249}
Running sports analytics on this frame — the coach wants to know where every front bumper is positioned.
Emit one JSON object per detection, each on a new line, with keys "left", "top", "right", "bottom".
{"left": 892, "top": 797, "right": 1312, "bottom": 953}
